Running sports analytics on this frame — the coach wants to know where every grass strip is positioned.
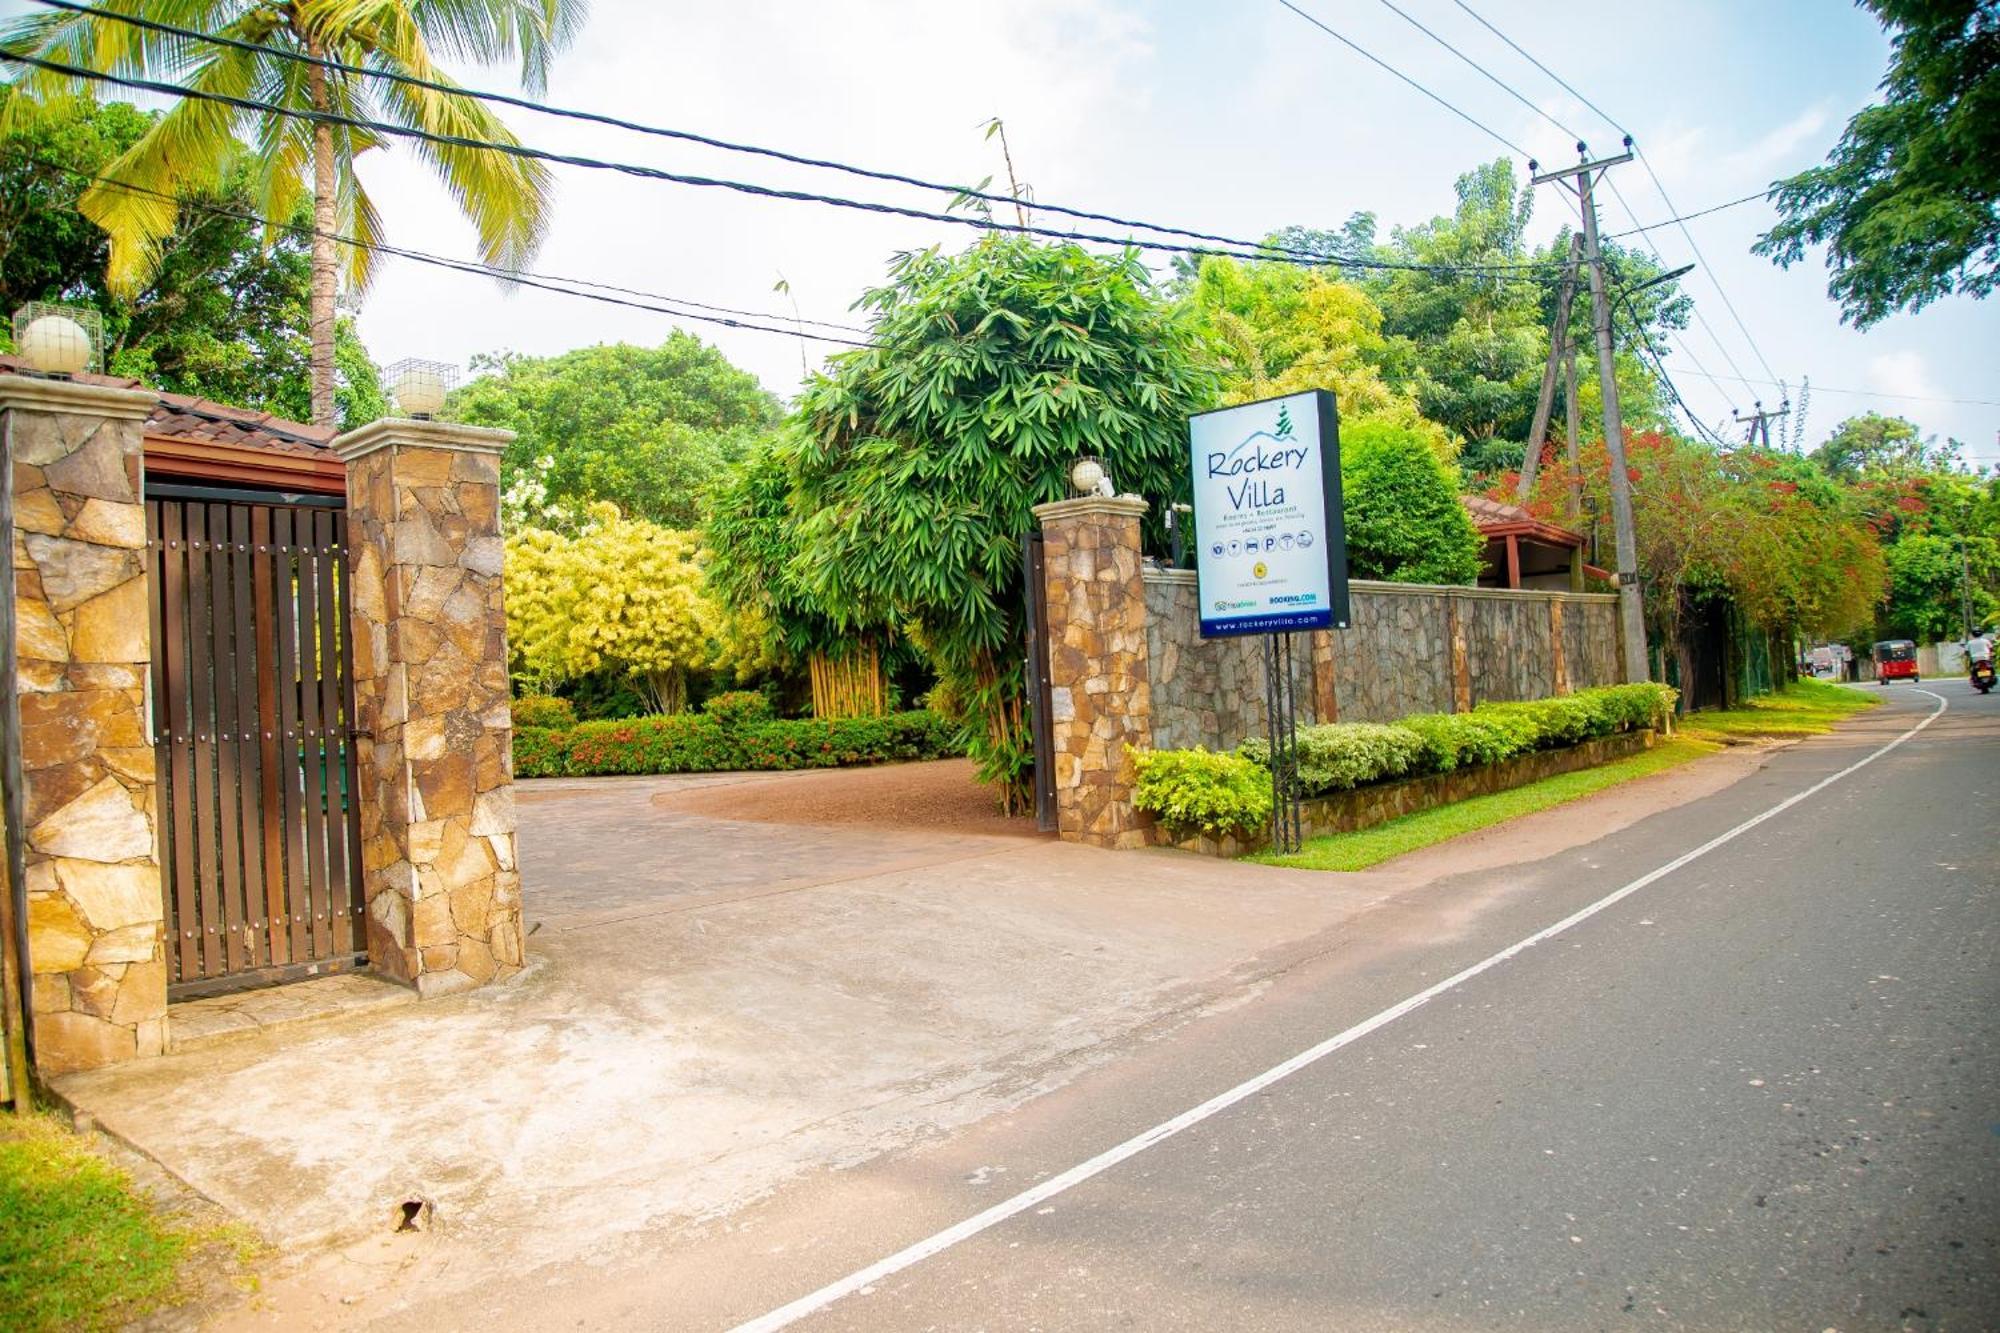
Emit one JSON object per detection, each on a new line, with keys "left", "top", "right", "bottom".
{"left": 1677, "top": 678, "right": 1880, "bottom": 741}
{"left": 0, "top": 1113, "right": 210, "bottom": 1331}
{"left": 1254, "top": 737, "right": 1721, "bottom": 873}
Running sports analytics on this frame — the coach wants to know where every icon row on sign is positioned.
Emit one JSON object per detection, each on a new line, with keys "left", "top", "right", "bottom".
{"left": 1211, "top": 532, "right": 1316, "bottom": 559}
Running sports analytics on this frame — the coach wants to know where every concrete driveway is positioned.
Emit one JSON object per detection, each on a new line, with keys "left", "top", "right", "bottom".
{"left": 49, "top": 766, "right": 1393, "bottom": 1289}
{"left": 48, "top": 752, "right": 1771, "bottom": 1325}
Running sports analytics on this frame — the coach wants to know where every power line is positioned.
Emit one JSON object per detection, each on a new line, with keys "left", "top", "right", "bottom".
{"left": 1437, "top": 1, "right": 1786, "bottom": 393}
{"left": 1632, "top": 149, "right": 1781, "bottom": 384}
{"left": 1665, "top": 366, "right": 2000, "bottom": 409}
{"left": 1615, "top": 309, "right": 1733, "bottom": 448}
{"left": 10, "top": 151, "right": 876, "bottom": 347}
{"left": 1274, "top": 0, "right": 1532, "bottom": 158}
{"left": 8, "top": 1, "right": 1556, "bottom": 281}
{"left": 1602, "top": 173, "right": 1748, "bottom": 410}
{"left": 1606, "top": 189, "right": 1770, "bottom": 238}
{"left": 1447, "top": 0, "right": 1630, "bottom": 141}
{"left": 1368, "top": 0, "right": 1587, "bottom": 146}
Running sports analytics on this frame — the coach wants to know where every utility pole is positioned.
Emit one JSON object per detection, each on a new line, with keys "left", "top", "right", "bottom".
{"left": 1563, "top": 337, "right": 1583, "bottom": 524}
{"left": 1534, "top": 144, "right": 1648, "bottom": 683}
{"left": 1515, "top": 234, "right": 1583, "bottom": 503}
{"left": 1733, "top": 399, "right": 1791, "bottom": 449}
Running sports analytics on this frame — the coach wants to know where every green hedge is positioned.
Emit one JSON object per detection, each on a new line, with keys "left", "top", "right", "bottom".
{"left": 512, "top": 709, "right": 964, "bottom": 778}
{"left": 1131, "top": 746, "right": 1273, "bottom": 838}
{"left": 1221, "top": 683, "right": 1677, "bottom": 799}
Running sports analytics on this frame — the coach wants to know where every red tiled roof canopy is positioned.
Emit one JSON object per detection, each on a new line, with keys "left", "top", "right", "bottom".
{"left": 0, "top": 357, "right": 345, "bottom": 493}
{"left": 1459, "top": 493, "right": 1584, "bottom": 549}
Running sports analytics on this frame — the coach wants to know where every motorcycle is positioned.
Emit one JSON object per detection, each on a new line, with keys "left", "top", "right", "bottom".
{"left": 1973, "top": 659, "right": 1996, "bottom": 695}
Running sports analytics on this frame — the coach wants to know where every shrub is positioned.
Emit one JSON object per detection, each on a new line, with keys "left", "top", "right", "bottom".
{"left": 1339, "top": 418, "right": 1484, "bottom": 585}
{"left": 1397, "top": 711, "right": 1530, "bottom": 773}
{"left": 1131, "top": 746, "right": 1274, "bottom": 838}
{"left": 508, "top": 709, "right": 965, "bottom": 778}
{"left": 703, "top": 689, "right": 774, "bottom": 727}
{"left": 511, "top": 726, "right": 569, "bottom": 778}
{"left": 510, "top": 694, "right": 576, "bottom": 730}
{"left": 1243, "top": 722, "right": 1427, "bottom": 796}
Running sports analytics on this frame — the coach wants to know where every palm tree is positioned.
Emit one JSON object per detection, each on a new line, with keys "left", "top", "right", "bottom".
{"left": 2, "top": 0, "right": 585, "bottom": 428}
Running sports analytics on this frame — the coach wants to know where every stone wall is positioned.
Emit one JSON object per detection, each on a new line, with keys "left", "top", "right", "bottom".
{"left": 1, "top": 378, "right": 167, "bottom": 1073}
{"left": 1143, "top": 569, "right": 1624, "bottom": 753}
{"left": 336, "top": 419, "right": 522, "bottom": 997}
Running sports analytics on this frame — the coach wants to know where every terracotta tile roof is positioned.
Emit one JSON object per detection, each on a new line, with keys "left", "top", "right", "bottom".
{"left": 1460, "top": 493, "right": 1537, "bottom": 527}
{"left": 0, "top": 355, "right": 332, "bottom": 457}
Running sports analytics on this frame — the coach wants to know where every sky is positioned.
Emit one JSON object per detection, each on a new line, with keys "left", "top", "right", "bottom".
{"left": 8, "top": 0, "right": 1998, "bottom": 463}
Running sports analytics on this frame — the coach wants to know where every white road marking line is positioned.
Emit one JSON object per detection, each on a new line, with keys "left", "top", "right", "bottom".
{"left": 730, "top": 691, "right": 1947, "bottom": 1332}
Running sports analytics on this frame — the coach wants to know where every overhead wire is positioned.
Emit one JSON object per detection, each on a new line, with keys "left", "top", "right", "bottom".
{"left": 7, "top": 2, "right": 1558, "bottom": 281}
{"left": 1273, "top": 0, "right": 1532, "bottom": 158}
{"left": 1602, "top": 174, "right": 1746, "bottom": 411}
{"left": 9, "top": 151, "right": 877, "bottom": 346}
{"left": 1606, "top": 188, "right": 1770, "bottom": 238}
{"left": 1367, "top": 0, "right": 1587, "bottom": 146}
{"left": 1443, "top": 0, "right": 1786, "bottom": 416}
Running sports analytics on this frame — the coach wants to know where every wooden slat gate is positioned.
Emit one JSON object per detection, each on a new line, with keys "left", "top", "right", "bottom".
{"left": 147, "top": 488, "right": 367, "bottom": 998}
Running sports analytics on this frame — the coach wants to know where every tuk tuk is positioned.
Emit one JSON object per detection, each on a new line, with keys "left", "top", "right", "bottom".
{"left": 1871, "top": 639, "right": 1918, "bottom": 684}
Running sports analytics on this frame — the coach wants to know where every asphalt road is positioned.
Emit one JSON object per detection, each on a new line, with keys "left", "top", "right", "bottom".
{"left": 726, "top": 685, "right": 1998, "bottom": 1332}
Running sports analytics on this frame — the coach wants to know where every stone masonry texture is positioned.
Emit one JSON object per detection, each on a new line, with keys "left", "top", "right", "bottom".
{"left": 1143, "top": 569, "right": 1623, "bottom": 752}
{"left": 1033, "top": 497, "right": 1158, "bottom": 850}
{"left": 3, "top": 378, "right": 168, "bottom": 1074}
{"left": 335, "top": 419, "right": 522, "bottom": 997}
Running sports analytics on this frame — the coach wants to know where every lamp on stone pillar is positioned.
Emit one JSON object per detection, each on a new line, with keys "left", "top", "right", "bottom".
{"left": 384, "top": 357, "right": 456, "bottom": 420}
{"left": 12, "top": 302, "right": 104, "bottom": 377}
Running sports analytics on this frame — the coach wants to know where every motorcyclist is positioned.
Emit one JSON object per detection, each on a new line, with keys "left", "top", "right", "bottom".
{"left": 1967, "top": 629, "right": 1994, "bottom": 674}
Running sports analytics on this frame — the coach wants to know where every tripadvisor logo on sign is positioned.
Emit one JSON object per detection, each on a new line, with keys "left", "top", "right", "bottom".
{"left": 1186, "top": 390, "right": 1351, "bottom": 639}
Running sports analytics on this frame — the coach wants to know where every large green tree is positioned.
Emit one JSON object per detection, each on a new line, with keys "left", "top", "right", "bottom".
{"left": 1337, "top": 419, "right": 1483, "bottom": 585}
{"left": 447, "top": 335, "right": 781, "bottom": 528}
{"left": 1811, "top": 411, "right": 1963, "bottom": 479}
{"left": 790, "top": 236, "right": 1221, "bottom": 810}
{"left": 1261, "top": 161, "right": 1684, "bottom": 473}
{"left": 3, "top": 0, "right": 583, "bottom": 426}
{"left": 0, "top": 89, "right": 384, "bottom": 426}
{"left": 1755, "top": 0, "right": 1999, "bottom": 327}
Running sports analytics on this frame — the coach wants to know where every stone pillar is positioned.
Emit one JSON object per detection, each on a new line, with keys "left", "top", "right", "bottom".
{"left": 1, "top": 377, "right": 167, "bottom": 1073}
{"left": 1549, "top": 599, "right": 1571, "bottom": 695}
{"left": 1032, "top": 496, "right": 1157, "bottom": 849}
{"left": 1309, "top": 630, "right": 1340, "bottom": 723}
{"left": 1446, "top": 591, "right": 1474, "bottom": 713}
{"left": 334, "top": 418, "right": 520, "bottom": 997}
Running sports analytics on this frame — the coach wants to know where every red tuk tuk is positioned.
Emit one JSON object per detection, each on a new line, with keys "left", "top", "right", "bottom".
{"left": 1872, "top": 639, "right": 1918, "bottom": 684}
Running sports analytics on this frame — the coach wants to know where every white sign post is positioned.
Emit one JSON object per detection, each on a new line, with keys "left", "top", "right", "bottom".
{"left": 1187, "top": 389, "right": 1349, "bottom": 639}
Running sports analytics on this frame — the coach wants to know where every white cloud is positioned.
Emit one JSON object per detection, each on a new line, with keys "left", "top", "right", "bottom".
{"left": 1866, "top": 349, "right": 1942, "bottom": 404}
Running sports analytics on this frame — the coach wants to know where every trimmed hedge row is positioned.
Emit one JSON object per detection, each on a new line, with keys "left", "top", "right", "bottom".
{"left": 1141, "top": 684, "right": 1678, "bottom": 834}
{"left": 512, "top": 709, "right": 964, "bottom": 778}
{"left": 1236, "top": 683, "right": 1676, "bottom": 799}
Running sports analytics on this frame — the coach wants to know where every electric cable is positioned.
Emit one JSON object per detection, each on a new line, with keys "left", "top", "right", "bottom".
{"left": 9, "top": 0, "right": 1556, "bottom": 279}
{"left": 1, "top": 48, "right": 1570, "bottom": 282}
{"left": 1603, "top": 174, "right": 1747, "bottom": 409}
{"left": 9, "top": 151, "right": 876, "bottom": 346}
{"left": 1606, "top": 189, "right": 1770, "bottom": 238}
{"left": 1368, "top": 0, "right": 1587, "bottom": 146}
{"left": 1447, "top": 0, "right": 1629, "bottom": 140}
{"left": 1274, "top": 0, "right": 1532, "bottom": 159}
{"left": 1440, "top": 0, "right": 1786, "bottom": 395}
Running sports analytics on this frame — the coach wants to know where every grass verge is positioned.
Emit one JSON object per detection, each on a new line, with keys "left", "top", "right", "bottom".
{"left": 0, "top": 1112, "right": 250, "bottom": 1331}
{"left": 1677, "top": 677, "right": 1881, "bottom": 741}
{"left": 1254, "top": 737, "right": 1722, "bottom": 873}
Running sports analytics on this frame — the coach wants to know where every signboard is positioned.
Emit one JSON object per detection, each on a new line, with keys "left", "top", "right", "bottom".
{"left": 1187, "top": 389, "right": 1350, "bottom": 638}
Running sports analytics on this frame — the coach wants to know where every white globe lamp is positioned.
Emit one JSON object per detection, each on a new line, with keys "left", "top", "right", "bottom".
{"left": 385, "top": 358, "right": 456, "bottom": 419}
{"left": 20, "top": 313, "right": 94, "bottom": 376}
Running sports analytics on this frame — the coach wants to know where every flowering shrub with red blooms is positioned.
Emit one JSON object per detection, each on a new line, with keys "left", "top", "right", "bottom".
{"left": 1503, "top": 429, "right": 1885, "bottom": 642}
